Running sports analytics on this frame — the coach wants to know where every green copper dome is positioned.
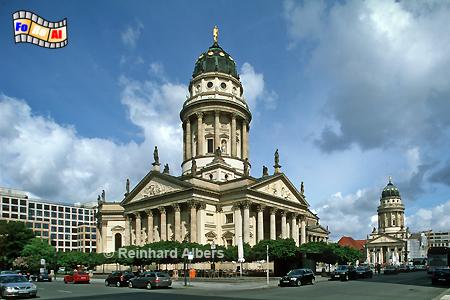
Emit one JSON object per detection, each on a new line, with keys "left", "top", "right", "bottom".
{"left": 381, "top": 177, "right": 401, "bottom": 198}
{"left": 192, "top": 42, "right": 238, "bottom": 79}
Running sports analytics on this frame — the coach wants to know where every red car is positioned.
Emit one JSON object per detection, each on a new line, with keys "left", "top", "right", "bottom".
{"left": 63, "top": 271, "right": 90, "bottom": 284}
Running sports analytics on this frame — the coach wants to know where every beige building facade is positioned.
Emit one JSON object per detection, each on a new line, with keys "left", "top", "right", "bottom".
{"left": 97, "top": 30, "right": 329, "bottom": 253}
{"left": 365, "top": 177, "right": 408, "bottom": 265}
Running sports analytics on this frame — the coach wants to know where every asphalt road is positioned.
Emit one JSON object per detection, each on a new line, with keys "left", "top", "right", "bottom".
{"left": 33, "top": 271, "right": 449, "bottom": 300}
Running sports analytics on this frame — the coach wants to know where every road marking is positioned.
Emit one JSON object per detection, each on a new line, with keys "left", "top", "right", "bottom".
{"left": 56, "top": 290, "right": 73, "bottom": 293}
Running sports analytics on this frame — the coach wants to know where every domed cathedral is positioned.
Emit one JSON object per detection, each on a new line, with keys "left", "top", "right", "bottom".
{"left": 365, "top": 177, "right": 408, "bottom": 266}
{"left": 96, "top": 27, "right": 329, "bottom": 254}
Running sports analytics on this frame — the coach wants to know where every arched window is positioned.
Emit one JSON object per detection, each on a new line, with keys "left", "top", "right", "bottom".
{"left": 115, "top": 233, "right": 122, "bottom": 251}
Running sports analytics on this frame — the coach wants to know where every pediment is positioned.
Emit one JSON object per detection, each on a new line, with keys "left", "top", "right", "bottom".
{"left": 307, "top": 225, "right": 329, "bottom": 234}
{"left": 111, "top": 225, "right": 125, "bottom": 232}
{"left": 250, "top": 174, "right": 308, "bottom": 206}
{"left": 368, "top": 234, "right": 404, "bottom": 244}
{"left": 123, "top": 172, "right": 189, "bottom": 205}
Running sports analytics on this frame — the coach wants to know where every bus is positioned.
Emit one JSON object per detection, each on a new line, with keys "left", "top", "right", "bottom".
{"left": 427, "top": 247, "right": 450, "bottom": 274}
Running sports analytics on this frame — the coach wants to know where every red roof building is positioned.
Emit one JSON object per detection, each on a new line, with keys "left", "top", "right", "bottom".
{"left": 338, "top": 236, "right": 367, "bottom": 251}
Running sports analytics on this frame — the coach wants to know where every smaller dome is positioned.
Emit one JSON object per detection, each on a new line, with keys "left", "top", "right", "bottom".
{"left": 381, "top": 177, "right": 401, "bottom": 198}
{"left": 192, "top": 42, "right": 238, "bottom": 79}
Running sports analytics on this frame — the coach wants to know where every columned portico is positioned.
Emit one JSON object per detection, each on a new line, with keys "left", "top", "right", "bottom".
{"left": 146, "top": 209, "right": 153, "bottom": 243}
{"left": 233, "top": 204, "right": 242, "bottom": 245}
{"left": 242, "top": 202, "right": 250, "bottom": 243}
{"left": 124, "top": 215, "right": 131, "bottom": 246}
{"left": 173, "top": 204, "right": 181, "bottom": 242}
{"left": 300, "top": 217, "right": 306, "bottom": 244}
{"left": 281, "top": 211, "right": 287, "bottom": 239}
{"left": 159, "top": 207, "right": 167, "bottom": 241}
{"left": 135, "top": 212, "right": 142, "bottom": 246}
{"left": 189, "top": 201, "right": 197, "bottom": 243}
{"left": 291, "top": 214, "right": 298, "bottom": 246}
{"left": 270, "top": 208, "right": 277, "bottom": 240}
{"left": 257, "top": 205, "right": 264, "bottom": 242}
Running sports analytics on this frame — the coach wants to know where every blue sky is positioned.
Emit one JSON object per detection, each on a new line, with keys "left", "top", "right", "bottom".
{"left": 1, "top": 0, "right": 450, "bottom": 240}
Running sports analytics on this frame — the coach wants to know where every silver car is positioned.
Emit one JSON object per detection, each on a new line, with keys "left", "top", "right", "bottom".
{"left": 0, "top": 274, "right": 38, "bottom": 298}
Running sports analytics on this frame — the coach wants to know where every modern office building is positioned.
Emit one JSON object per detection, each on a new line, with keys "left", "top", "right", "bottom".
{"left": 428, "top": 231, "right": 450, "bottom": 248}
{"left": 0, "top": 187, "right": 97, "bottom": 252}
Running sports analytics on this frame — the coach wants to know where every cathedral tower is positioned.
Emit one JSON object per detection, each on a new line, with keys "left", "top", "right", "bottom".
{"left": 377, "top": 177, "right": 406, "bottom": 238}
{"left": 180, "top": 26, "right": 252, "bottom": 181}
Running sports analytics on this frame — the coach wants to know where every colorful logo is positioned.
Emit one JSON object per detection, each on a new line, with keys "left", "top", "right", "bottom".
{"left": 13, "top": 10, "right": 68, "bottom": 48}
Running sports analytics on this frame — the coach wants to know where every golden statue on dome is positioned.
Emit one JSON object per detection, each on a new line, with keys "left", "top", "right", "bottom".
{"left": 213, "top": 25, "right": 219, "bottom": 43}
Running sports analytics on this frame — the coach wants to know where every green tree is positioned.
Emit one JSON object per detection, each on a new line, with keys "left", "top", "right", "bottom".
{"left": 20, "top": 238, "right": 56, "bottom": 272}
{"left": 252, "top": 239, "right": 298, "bottom": 261}
{"left": 0, "top": 220, "right": 34, "bottom": 269}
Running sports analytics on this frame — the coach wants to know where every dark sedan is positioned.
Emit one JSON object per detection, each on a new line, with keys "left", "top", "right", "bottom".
{"left": 128, "top": 272, "right": 172, "bottom": 289}
{"left": 384, "top": 265, "right": 399, "bottom": 275}
{"left": 331, "top": 265, "right": 357, "bottom": 281}
{"left": 279, "top": 269, "right": 315, "bottom": 287}
{"left": 105, "top": 271, "right": 135, "bottom": 287}
{"left": 432, "top": 268, "right": 450, "bottom": 285}
{"left": 356, "top": 266, "right": 373, "bottom": 278}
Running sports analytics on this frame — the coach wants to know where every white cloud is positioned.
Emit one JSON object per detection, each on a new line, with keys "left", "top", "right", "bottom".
{"left": 407, "top": 200, "right": 450, "bottom": 232}
{"left": 284, "top": 0, "right": 450, "bottom": 152}
{"left": 240, "top": 62, "right": 277, "bottom": 111}
{"left": 121, "top": 21, "right": 144, "bottom": 48}
{"left": 0, "top": 70, "right": 186, "bottom": 203}
{"left": 314, "top": 188, "right": 380, "bottom": 240}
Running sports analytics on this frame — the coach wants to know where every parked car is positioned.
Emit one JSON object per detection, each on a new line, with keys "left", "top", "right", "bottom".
{"left": 384, "top": 265, "right": 399, "bottom": 275}
{"left": 355, "top": 266, "right": 373, "bottom": 278}
{"left": 36, "top": 270, "right": 52, "bottom": 282}
{"left": 64, "top": 271, "right": 90, "bottom": 284}
{"left": 128, "top": 272, "right": 172, "bottom": 289}
{"left": 432, "top": 268, "right": 450, "bottom": 285}
{"left": 398, "top": 265, "right": 409, "bottom": 272}
{"left": 407, "top": 265, "right": 416, "bottom": 272}
{"left": 0, "top": 271, "right": 17, "bottom": 275}
{"left": 279, "top": 269, "right": 315, "bottom": 287}
{"left": 331, "top": 265, "right": 357, "bottom": 281}
{"left": 105, "top": 271, "right": 135, "bottom": 287}
{"left": 0, "top": 274, "right": 38, "bottom": 298}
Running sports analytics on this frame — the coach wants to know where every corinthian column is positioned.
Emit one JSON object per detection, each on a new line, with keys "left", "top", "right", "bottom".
{"left": 231, "top": 114, "right": 237, "bottom": 157}
{"left": 281, "top": 211, "right": 287, "bottom": 239}
{"left": 146, "top": 209, "right": 153, "bottom": 243}
{"left": 173, "top": 204, "right": 181, "bottom": 242}
{"left": 291, "top": 214, "right": 298, "bottom": 246}
{"left": 189, "top": 201, "right": 197, "bottom": 242}
{"left": 300, "top": 216, "right": 306, "bottom": 245}
{"left": 242, "top": 201, "right": 250, "bottom": 243}
{"left": 270, "top": 208, "right": 277, "bottom": 240}
{"left": 196, "top": 113, "right": 204, "bottom": 156}
{"left": 159, "top": 207, "right": 166, "bottom": 241}
{"left": 233, "top": 204, "right": 242, "bottom": 245}
{"left": 257, "top": 205, "right": 264, "bottom": 242}
{"left": 186, "top": 118, "right": 192, "bottom": 160}
{"left": 214, "top": 111, "right": 220, "bottom": 151}
{"left": 124, "top": 215, "right": 131, "bottom": 246}
{"left": 197, "top": 202, "right": 206, "bottom": 244}
{"left": 242, "top": 120, "right": 248, "bottom": 159}
{"left": 135, "top": 212, "right": 142, "bottom": 246}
